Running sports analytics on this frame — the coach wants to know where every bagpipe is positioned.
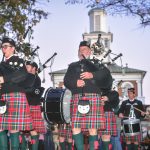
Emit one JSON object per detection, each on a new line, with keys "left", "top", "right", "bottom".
{"left": 0, "top": 56, "right": 36, "bottom": 91}
{"left": 0, "top": 56, "right": 36, "bottom": 114}
{"left": 77, "top": 55, "right": 113, "bottom": 115}
{"left": 80, "top": 55, "right": 113, "bottom": 90}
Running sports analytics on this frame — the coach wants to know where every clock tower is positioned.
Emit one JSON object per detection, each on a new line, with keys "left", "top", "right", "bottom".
{"left": 83, "top": 8, "right": 113, "bottom": 63}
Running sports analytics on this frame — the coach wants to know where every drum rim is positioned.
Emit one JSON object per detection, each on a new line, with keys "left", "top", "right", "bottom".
{"left": 123, "top": 119, "right": 140, "bottom": 124}
{"left": 60, "top": 88, "right": 71, "bottom": 124}
{"left": 124, "top": 132, "right": 141, "bottom": 136}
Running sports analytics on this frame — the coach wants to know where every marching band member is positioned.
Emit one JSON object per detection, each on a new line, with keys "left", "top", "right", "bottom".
{"left": 0, "top": 37, "right": 33, "bottom": 150}
{"left": 118, "top": 88, "right": 145, "bottom": 150}
{"left": 24, "top": 61, "right": 46, "bottom": 150}
{"left": 64, "top": 41, "right": 113, "bottom": 150}
{"left": 99, "top": 89, "right": 120, "bottom": 150}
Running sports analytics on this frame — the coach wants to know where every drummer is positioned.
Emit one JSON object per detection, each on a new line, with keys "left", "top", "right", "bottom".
{"left": 118, "top": 88, "right": 145, "bottom": 150}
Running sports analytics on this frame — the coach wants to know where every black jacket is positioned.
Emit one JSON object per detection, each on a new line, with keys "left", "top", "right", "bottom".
{"left": 26, "top": 74, "right": 44, "bottom": 105}
{"left": 118, "top": 99, "right": 144, "bottom": 119}
{"left": 0, "top": 56, "right": 35, "bottom": 94}
{"left": 102, "top": 90, "right": 120, "bottom": 112}
{"left": 64, "top": 59, "right": 112, "bottom": 94}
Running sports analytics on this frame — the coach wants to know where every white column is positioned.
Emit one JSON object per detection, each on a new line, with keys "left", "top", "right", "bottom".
{"left": 136, "top": 79, "right": 142, "bottom": 97}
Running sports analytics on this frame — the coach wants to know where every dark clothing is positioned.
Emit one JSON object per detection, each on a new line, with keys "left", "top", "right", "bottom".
{"left": 0, "top": 56, "right": 34, "bottom": 94}
{"left": 102, "top": 90, "right": 120, "bottom": 112}
{"left": 0, "top": 56, "right": 33, "bottom": 131}
{"left": 26, "top": 74, "right": 44, "bottom": 105}
{"left": 64, "top": 59, "right": 112, "bottom": 94}
{"left": 118, "top": 99, "right": 144, "bottom": 144}
{"left": 64, "top": 59, "right": 113, "bottom": 130}
{"left": 118, "top": 99, "right": 144, "bottom": 119}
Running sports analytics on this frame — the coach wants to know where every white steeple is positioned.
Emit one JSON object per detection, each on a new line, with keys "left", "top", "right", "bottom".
{"left": 88, "top": 8, "right": 108, "bottom": 33}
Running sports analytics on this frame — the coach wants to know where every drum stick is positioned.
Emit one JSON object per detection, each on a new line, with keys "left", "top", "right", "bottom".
{"left": 133, "top": 106, "right": 145, "bottom": 114}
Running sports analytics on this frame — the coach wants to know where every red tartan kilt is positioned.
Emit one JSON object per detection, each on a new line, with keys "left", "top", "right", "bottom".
{"left": 30, "top": 105, "right": 46, "bottom": 134}
{"left": 0, "top": 92, "right": 33, "bottom": 131}
{"left": 99, "top": 111, "right": 117, "bottom": 136}
{"left": 59, "top": 124, "right": 72, "bottom": 140}
{"left": 124, "top": 134, "right": 141, "bottom": 143}
{"left": 71, "top": 93, "right": 106, "bottom": 130}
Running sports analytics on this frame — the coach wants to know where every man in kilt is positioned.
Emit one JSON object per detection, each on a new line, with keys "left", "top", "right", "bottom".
{"left": 59, "top": 123, "right": 73, "bottom": 150}
{"left": 64, "top": 41, "right": 113, "bottom": 150}
{"left": 99, "top": 90, "right": 120, "bottom": 150}
{"left": 23, "top": 61, "right": 46, "bottom": 150}
{"left": 118, "top": 88, "right": 145, "bottom": 150}
{"left": 0, "top": 37, "right": 34, "bottom": 150}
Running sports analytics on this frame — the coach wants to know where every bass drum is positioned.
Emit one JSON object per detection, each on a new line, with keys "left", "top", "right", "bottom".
{"left": 43, "top": 88, "right": 71, "bottom": 124}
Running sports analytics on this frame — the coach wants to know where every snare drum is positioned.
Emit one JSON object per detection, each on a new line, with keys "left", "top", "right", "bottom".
{"left": 43, "top": 88, "right": 71, "bottom": 124}
{"left": 123, "top": 119, "right": 141, "bottom": 136}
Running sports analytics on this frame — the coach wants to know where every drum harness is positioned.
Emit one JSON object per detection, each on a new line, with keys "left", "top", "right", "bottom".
{"left": 128, "top": 105, "right": 137, "bottom": 133}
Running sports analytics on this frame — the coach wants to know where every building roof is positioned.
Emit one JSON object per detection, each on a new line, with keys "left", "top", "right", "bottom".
{"left": 50, "top": 69, "right": 67, "bottom": 74}
{"left": 108, "top": 64, "right": 146, "bottom": 74}
{"left": 49, "top": 63, "right": 146, "bottom": 77}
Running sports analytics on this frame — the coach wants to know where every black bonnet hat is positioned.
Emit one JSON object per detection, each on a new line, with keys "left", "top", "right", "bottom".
{"left": 2, "top": 37, "right": 16, "bottom": 47}
{"left": 26, "top": 61, "right": 38, "bottom": 70}
{"left": 79, "top": 41, "right": 90, "bottom": 48}
{"left": 31, "top": 62, "right": 38, "bottom": 70}
{"left": 128, "top": 88, "right": 135, "bottom": 93}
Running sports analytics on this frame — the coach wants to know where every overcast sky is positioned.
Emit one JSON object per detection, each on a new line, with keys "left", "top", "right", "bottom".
{"left": 26, "top": 1, "right": 150, "bottom": 105}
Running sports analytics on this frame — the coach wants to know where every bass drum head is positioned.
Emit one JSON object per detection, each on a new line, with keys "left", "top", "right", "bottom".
{"left": 43, "top": 88, "right": 71, "bottom": 124}
{"left": 61, "top": 89, "right": 71, "bottom": 124}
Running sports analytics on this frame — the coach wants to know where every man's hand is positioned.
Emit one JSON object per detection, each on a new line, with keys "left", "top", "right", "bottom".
{"left": 101, "top": 96, "right": 108, "bottom": 105}
{"left": 101, "top": 96, "right": 109, "bottom": 102}
{"left": 80, "top": 72, "right": 93, "bottom": 79}
{"left": 77, "top": 79, "right": 85, "bottom": 87}
{"left": 119, "top": 113, "right": 124, "bottom": 118}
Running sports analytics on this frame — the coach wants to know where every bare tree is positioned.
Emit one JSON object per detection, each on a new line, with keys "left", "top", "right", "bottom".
{"left": 65, "top": 0, "right": 150, "bottom": 27}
